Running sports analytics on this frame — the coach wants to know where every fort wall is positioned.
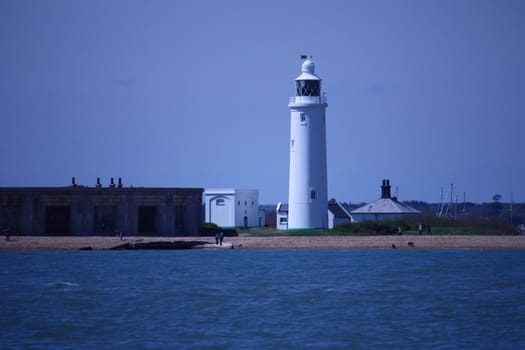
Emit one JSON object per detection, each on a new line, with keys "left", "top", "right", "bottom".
{"left": 0, "top": 186, "right": 203, "bottom": 236}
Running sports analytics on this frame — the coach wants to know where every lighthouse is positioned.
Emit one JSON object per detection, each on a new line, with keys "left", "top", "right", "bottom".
{"left": 287, "top": 57, "right": 328, "bottom": 229}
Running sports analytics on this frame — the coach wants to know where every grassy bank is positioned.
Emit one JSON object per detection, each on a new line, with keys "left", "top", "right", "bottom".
{"left": 238, "top": 217, "right": 521, "bottom": 236}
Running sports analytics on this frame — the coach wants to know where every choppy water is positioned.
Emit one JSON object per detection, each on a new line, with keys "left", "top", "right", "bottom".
{"left": 1, "top": 249, "right": 524, "bottom": 349}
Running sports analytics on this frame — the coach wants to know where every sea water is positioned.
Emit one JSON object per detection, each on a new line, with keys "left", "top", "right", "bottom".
{"left": 1, "top": 249, "right": 524, "bottom": 349}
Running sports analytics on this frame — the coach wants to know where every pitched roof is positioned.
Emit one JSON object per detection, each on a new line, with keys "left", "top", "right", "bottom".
{"left": 328, "top": 199, "right": 352, "bottom": 219}
{"left": 350, "top": 198, "right": 420, "bottom": 214}
{"left": 276, "top": 203, "right": 288, "bottom": 213}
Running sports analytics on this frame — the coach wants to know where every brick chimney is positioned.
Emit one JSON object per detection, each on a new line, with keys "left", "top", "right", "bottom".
{"left": 381, "top": 179, "right": 391, "bottom": 199}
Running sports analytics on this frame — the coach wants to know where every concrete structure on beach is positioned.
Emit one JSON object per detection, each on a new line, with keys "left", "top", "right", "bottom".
{"left": 0, "top": 178, "right": 203, "bottom": 236}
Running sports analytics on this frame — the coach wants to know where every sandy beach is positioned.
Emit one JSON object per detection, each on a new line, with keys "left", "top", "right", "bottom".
{"left": 1, "top": 234, "right": 525, "bottom": 251}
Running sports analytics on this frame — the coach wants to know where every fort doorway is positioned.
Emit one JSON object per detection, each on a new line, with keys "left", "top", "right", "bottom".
{"left": 138, "top": 206, "right": 156, "bottom": 234}
{"left": 45, "top": 206, "right": 71, "bottom": 234}
{"left": 94, "top": 206, "right": 116, "bottom": 235}
{"left": 175, "top": 204, "right": 185, "bottom": 232}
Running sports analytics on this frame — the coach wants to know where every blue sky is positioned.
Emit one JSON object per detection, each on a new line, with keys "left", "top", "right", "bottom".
{"left": 1, "top": 0, "right": 524, "bottom": 204}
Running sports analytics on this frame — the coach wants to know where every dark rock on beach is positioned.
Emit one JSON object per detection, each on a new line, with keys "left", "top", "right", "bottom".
{"left": 110, "top": 241, "right": 208, "bottom": 250}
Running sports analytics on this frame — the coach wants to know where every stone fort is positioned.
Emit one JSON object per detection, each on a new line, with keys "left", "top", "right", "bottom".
{"left": 0, "top": 178, "right": 203, "bottom": 236}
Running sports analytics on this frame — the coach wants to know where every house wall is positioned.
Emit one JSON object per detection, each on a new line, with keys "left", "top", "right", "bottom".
{"left": 205, "top": 192, "right": 235, "bottom": 227}
{"left": 258, "top": 208, "right": 266, "bottom": 227}
{"left": 276, "top": 203, "right": 288, "bottom": 230}
{"left": 327, "top": 209, "right": 352, "bottom": 229}
{"left": 351, "top": 213, "right": 412, "bottom": 222}
{"left": 234, "top": 189, "right": 259, "bottom": 228}
{"left": 277, "top": 213, "right": 288, "bottom": 230}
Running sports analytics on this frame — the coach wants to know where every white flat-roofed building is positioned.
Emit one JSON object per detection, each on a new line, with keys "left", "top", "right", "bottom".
{"left": 204, "top": 189, "right": 259, "bottom": 228}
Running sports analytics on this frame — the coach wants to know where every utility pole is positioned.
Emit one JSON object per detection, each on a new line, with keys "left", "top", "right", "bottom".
{"left": 455, "top": 194, "right": 458, "bottom": 219}
{"left": 449, "top": 183, "right": 453, "bottom": 218}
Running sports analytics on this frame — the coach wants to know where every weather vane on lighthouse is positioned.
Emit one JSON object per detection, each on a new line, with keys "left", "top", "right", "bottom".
{"left": 287, "top": 55, "right": 328, "bottom": 229}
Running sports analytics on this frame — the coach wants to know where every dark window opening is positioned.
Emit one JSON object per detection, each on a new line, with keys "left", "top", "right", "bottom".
{"left": 94, "top": 206, "right": 116, "bottom": 235}
{"left": 175, "top": 204, "right": 185, "bottom": 231}
{"left": 310, "top": 189, "right": 316, "bottom": 200}
{"left": 46, "top": 206, "right": 71, "bottom": 235}
{"left": 1, "top": 208, "right": 18, "bottom": 233}
{"left": 139, "top": 206, "right": 157, "bottom": 234}
{"left": 296, "top": 80, "right": 320, "bottom": 96}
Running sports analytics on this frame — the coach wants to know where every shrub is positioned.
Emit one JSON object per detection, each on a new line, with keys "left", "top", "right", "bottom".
{"left": 200, "top": 222, "right": 238, "bottom": 236}
{"left": 334, "top": 220, "right": 410, "bottom": 235}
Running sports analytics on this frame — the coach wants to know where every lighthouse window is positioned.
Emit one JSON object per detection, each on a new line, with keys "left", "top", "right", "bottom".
{"left": 296, "top": 80, "right": 320, "bottom": 96}
{"left": 300, "top": 113, "right": 306, "bottom": 122}
{"left": 216, "top": 199, "right": 225, "bottom": 206}
{"left": 310, "top": 189, "right": 316, "bottom": 200}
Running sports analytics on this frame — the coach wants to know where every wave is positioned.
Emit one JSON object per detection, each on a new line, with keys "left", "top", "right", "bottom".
{"left": 47, "top": 281, "right": 79, "bottom": 290}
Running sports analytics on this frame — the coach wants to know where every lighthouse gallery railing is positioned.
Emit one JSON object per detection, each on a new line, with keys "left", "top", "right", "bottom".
{"left": 289, "top": 96, "right": 328, "bottom": 105}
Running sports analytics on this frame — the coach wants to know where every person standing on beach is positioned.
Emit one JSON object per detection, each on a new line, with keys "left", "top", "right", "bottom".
{"left": 418, "top": 223, "right": 423, "bottom": 235}
{"left": 116, "top": 230, "right": 123, "bottom": 240}
{"left": 219, "top": 232, "right": 224, "bottom": 246}
{"left": 215, "top": 232, "right": 220, "bottom": 245}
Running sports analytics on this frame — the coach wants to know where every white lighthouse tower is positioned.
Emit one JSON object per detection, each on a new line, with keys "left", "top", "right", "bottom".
{"left": 287, "top": 57, "right": 328, "bottom": 229}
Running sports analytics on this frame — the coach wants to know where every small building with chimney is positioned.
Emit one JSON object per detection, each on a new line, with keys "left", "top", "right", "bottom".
{"left": 350, "top": 179, "right": 421, "bottom": 222}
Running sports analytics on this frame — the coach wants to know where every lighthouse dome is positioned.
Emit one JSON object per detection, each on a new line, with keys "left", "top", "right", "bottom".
{"left": 296, "top": 58, "right": 321, "bottom": 81}
{"left": 301, "top": 59, "right": 315, "bottom": 74}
